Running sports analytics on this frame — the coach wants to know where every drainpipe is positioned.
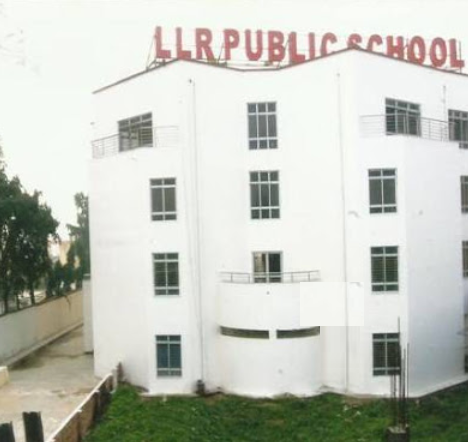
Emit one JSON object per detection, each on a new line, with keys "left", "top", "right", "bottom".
{"left": 336, "top": 72, "right": 350, "bottom": 393}
{"left": 188, "top": 78, "right": 206, "bottom": 384}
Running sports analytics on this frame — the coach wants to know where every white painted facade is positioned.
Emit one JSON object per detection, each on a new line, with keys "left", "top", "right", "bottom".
{"left": 90, "top": 49, "right": 468, "bottom": 397}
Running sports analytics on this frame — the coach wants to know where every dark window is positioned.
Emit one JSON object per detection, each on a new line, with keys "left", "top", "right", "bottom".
{"left": 253, "top": 252, "right": 282, "bottom": 283}
{"left": 449, "top": 109, "right": 468, "bottom": 149}
{"left": 118, "top": 113, "right": 153, "bottom": 151}
{"left": 248, "top": 102, "right": 278, "bottom": 149}
{"left": 369, "top": 169, "right": 397, "bottom": 214}
{"left": 250, "top": 171, "right": 280, "bottom": 219}
{"left": 386, "top": 99, "right": 420, "bottom": 136}
{"left": 373, "top": 333, "right": 400, "bottom": 376}
{"left": 153, "top": 253, "right": 179, "bottom": 295}
{"left": 150, "top": 178, "right": 176, "bottom": 221}
{"left": 220, "top": 326, "right": 269, "bottom": 339}
{"left": 463, "top": 241, "right": 468, "bottom": 278}
{"left": 461, "top": 176, "right": 468, "bottom": 213}
{"left": 371, "top": 246, "right": 399, "bottom": 292}
{"left": 276, "top": 327, "right": 320, "bottom": 339}
{"left": 156, "top": 335, "right": 181, "bottom": 377}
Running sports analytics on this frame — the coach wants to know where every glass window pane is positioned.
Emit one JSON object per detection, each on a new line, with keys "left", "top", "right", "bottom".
{"left": 157, "top": 343, "right": 168, "bottom": 369}
{"left": 386, "top": 257, "right": 399, "bottom": 283}
{"left": 372, "top": 257, "right": 384, "bottom": 283}
{"left": 251, "top": 184, "right": 260, "bottom": 207}
{"left": 268, "top": 253, "right": 282, "bottom": 274}
{"left": 152, "top": 188, "right": 163, "bottom": 213}
{"left": 248, "top": 115, "right": 257, "bottom": 139}
{"left": 258, "top": 115, "right": 267, "bottom": 137}
{"left": 167, "top": 263, "right": 179, "bottom": 286}
{"left": 254, "top": 253, "right": 267, "bottom": 274}
{"left": 383, "top": 179, "right": 396, "bottom": 205}
{"left": 268, "top": 114, "right": 277, "bottom": 137}
{"left": 369, "top": 180, "right": 383, "bottom": 206}
{"left": 165, "top": 188, "right": 176, "bottom": 212}
{"left": 260, "top": 184, "right": 270, "bottom": 206}
{"left": 170, "top": 344, "right": 181, "bottom": 369}
{"left": 270, "top": 184, "right": 279, "bottom": 206}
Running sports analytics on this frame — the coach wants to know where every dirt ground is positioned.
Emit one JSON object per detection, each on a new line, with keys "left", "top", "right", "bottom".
{"left": 0, "top": 326, "right": 98, "bottom": 442}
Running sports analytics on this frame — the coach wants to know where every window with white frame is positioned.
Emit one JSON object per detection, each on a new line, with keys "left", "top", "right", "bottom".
{"left": 153, "top": 253, "right": 179, "bottom": 295}
{"left": 461, "top": 176, "right": 468, "bottom": 213}
{"left": 118, "top": 113, "right": 153, "bottom": 151}
{"left": 373, "top": 333, "right": 400, "bottom": 376}
{"left": 250, "top": 171, "right": 280, "bottom": 219}
{"left": 371, "top": 246, "right": 399, "bottom": 292}
{"left": 150, "top": 178, "right": 176, "bottom": 221}
{"left": 156, "top": 335, "right": 181, "bottom": 377}
{"left": 463, "top": 241, "right": 468, "bottom": 278}
{"left": 248, "top": 102, "right": 278, "bottom": 149}
{"left": 386, "top": 98, "right": 420, "bottom": 136}
{"left": 369, "top": 169, "right": 397, "bottom": 214}
{"left": 253, "top": 251, "right": 282, "bottom": 283}
{"left": 449, "top": 109, "right": 468, "bottom": 149}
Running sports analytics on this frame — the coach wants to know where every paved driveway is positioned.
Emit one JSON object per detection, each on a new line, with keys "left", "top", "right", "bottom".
{"left": 0, "top": 326, "right": 98, "bottom": 442}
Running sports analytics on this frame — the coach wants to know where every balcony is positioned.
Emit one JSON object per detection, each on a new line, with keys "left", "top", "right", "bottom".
{"left": 92, "top": 125, "right": 179, "bottom": 159}
{"left": 220, "top": 271, "right": 321, "bottom": 284}
{"left": 361, "top": 114, "right": 453, "bottom": 142}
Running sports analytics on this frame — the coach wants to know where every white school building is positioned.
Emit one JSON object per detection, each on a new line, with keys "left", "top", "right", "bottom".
{"left": 89, "top": 47, "right": 468, "bottom": 398}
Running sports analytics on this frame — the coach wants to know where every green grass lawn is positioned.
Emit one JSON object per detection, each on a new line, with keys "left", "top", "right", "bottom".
{"left": 85, "top": 383, "right": 468, "bottom": 442}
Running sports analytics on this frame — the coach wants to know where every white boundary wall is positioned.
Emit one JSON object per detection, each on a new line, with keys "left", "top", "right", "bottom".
{"left": 0, "top": 291, "right": 83, "bottom": 366}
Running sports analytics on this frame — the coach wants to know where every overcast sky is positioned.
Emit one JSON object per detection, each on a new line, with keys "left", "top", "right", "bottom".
{"left": 0, "top": 0, "right": 467, "bottom": 236}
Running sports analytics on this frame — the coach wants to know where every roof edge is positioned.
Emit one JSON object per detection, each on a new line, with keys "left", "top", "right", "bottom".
{"left": 93, "top": 47, "right": 468, "bottom": 94}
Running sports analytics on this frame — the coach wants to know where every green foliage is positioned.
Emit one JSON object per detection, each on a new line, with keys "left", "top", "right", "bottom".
{"left": 84, "top": 383, "right": 468, "bottom": 442}
{"left": 0, "top": 167, "right": 58, "bottom": 312}
{"left": 67, "top": 192, "right": 90, "bottom": 288}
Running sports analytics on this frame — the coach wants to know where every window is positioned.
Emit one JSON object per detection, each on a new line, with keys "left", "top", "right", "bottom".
{"left": 151, "top": 178, "right": 176, "bottom": 221}
{"left": 386, "top": 98, "right": 420, "bottom": 136}
{"left": 250, "top": 171, "right": 280, "bottom": 219}
{"left": 253, "top": 252, "right": 282, "bottom": 283}
{"left": 373, "top": 333, "right": 400, "bottom": 376}
{"left": 248, "top": 102, "right": 278, "bottom": 149}
{"left": 462, "top": 176, "right": 468, "bottom": 213}
{"left": 118, "top": 113, "right": 153, "bottom": 151}
{"left": 449, "top": 109, "right": 468, "bottom": 149}
{"left": 463, "top": 241, "right": 468, "bottom": 278}
{"left": 153, "top": 253, "right": 179, "bottom": 295}
{"left": 369, "top": 169, "right": 397, "bottom": 214}
{"left": 220, "top": 326, "right": 269, "bottom": 339}
{"left": 156, "top": 335, "right": 181, "bottom": 376}
{"left": 276, "top": 327, "right": 320, "bottom": 339}
{"left": 371, "top": 246, "right": 399, "bottom": 292}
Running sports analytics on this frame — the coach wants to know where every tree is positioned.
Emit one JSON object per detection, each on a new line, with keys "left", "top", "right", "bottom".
{"left": 0, "top": 167, "right": 58, "bottom": 312}
{"left": 67, "top": 192, "right": 90, "bottom": 288}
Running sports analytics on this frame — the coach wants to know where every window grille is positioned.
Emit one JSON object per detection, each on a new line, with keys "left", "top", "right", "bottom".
{"left": 369, "top": 169, "right": 397, "bottom": 214}
{"left": 371, "top": 246, "right": 399, "bottom": 292}
{"left": 248, "top": 102, "right": 278, "bottom": 149}
{"left": 151, "top": 178, "right": 177, "bottom": 221}
{"left": 118, "top": 113, "right": 153, "bottom": 151}
{"left": 156, "top": 335, "right": 182, "bottom": 377}
{"left": 373, "top": 333, "right": 400, "bottom": 376}
{"left": 153, "top": 253, "right": 179, "bottom": 295}
{"left": 250, "top": 171, "right": 280, "bottom": 219}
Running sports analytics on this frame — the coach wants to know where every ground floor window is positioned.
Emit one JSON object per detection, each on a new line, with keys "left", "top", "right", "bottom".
{"left": 373, "top": 333, "right": 400, "bottom": 376}
{"left": 156, "top": 335, "right": 181, "bottom": 377}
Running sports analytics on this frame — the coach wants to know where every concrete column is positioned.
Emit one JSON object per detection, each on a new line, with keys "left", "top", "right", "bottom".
{"left": 83, "top": 275, "right": 94, "bottom": 353}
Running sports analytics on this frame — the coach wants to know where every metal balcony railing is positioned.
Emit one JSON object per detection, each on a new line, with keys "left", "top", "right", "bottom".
{"left": 361, "top": 114, "right": 453, "bottom": 142}
{"left": 92, "top": 125, "right": 179, "bottom": 159}
{"left": 220, "top": 271, "right": 321, "bottom": 284}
